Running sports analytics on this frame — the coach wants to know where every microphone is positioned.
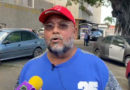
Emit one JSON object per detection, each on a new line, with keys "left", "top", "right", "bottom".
{"left": 16, "top": 76, "right": 43, "bottom": 90}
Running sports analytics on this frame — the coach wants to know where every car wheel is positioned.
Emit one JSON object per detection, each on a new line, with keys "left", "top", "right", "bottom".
{"left": 128, "top": 76, "right": 130, "bottom": 89}
{"left": 33, "top": 48, "right": 43, "bottom": 57}
{"left": 124, "top": 56, "right": 130, "bottom": 67}
{"left": 94, "top": 49, "right": 101, "bottom": 57}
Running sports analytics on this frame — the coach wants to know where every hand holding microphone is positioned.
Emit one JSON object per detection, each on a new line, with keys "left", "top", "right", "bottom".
{"left": 16, "top": 76, "right": 43, "bottom": 90}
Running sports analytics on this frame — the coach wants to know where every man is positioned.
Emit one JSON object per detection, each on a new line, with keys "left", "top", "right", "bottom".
{"left": 84, "top": 31, "right": 89, "bottom": 46}
{"left": 17, "top": 5, "right": 121, "bottom": 90}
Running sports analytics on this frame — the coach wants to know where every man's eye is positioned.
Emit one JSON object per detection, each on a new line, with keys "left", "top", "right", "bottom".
{"left": 59, "top": 23, "right": 68, "bottom": 29}
{"left": 46, "top": 24, "right": 53, "bottom": 27}
{"left": 44, "top": 24, "right": 54, "bottom": 30}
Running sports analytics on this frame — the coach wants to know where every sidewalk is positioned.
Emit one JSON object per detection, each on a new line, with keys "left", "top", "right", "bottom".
{"left": 74, "top": 39, "right": 84, "bottom": 45}
{"left": 74, "top": 40, "right": 94, "bottom": 53}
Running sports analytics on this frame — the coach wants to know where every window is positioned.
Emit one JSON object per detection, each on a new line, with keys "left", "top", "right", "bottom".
{"left": 5, "top": 32, "right": 21, "bottom": 43}
{"left": 21, "top": 31, "right": 36, "bottom": 41}
{"left": 0, "top": 31, "right": 8, "bottom": 42}
{"left": 103, "top": 36, "right": 113, "bottom": 44}
{"left": 22, "top": 0, "right": 34, "bottom": 8}
{"left": 112, "top": 37, "right": 124, "bottom": 46}
{"left": 28, "top": 0, "right": 34, "bottom": 8}
{"left": 125, "top": 37, "right": 130, "bottom": 45}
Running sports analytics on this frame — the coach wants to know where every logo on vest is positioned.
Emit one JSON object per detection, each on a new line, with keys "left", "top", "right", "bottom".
{"left": 78, "top": 81, "right": 98, "bottom": 90}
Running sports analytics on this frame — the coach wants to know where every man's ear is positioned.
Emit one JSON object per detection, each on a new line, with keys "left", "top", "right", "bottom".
{"left": 73, "top": 27, "right": 78, "bottom": 39}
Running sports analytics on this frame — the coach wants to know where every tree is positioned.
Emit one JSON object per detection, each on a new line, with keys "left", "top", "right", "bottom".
{"left": 66, "top": 0, "right": 105, "bottom": 6}
{"left": 66, "top": 0, "right": 110, "bottom": 11}
{"left": 110, "top": 0, "right": 130, "bottom": 35}
{"left": 104, "top": 16, "right": 115, "bottom": 25}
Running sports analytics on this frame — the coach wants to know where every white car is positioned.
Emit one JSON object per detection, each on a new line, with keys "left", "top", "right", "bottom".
{"left": 93, "top": 35, "right": 130, "bottom": 66}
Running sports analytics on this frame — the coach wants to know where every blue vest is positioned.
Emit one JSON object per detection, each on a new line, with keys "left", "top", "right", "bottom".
{"left": 19, "top": 48, "right": 109, "bottom": 90}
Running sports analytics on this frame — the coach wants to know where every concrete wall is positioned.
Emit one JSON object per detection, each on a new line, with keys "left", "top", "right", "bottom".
{"left": 78, "top": 2, "right": 93, "bottom": 21}
{"left": 0, "top": 1, "right": 52, "bottom": 29}
{"left": 34, "top": 0, "right": 53, "bottom": 10}
{"left": 52, "top": 0, "right": 79, "bottom": 19}
{"left": 42, "top": 0, "right": 102, "bottom": 25}
{"left": 90, "top": 6, "right": 101, "bottom": 24}
{"left": 0, "top": 0, "right": 102, "bottom": 29}
{"left": 78, "top": 9, "right": 91, "bottom": 21}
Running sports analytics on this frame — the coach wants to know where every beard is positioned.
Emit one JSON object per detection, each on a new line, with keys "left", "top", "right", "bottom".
{"left": 45, "top": 34, "right": 74, "bottom": 56}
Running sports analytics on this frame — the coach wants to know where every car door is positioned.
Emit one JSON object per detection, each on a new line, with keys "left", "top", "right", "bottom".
{"left": 99, "top": 36, "right": 113, "bottom": 57}
{"left": 20, "top": 31, "right": 38, "bottom": 56}
{"left": 109, "top": 36, "right": 125, "bottom": 61}
{"left": 1, "top": 31, "right": 21, "bottom": 60}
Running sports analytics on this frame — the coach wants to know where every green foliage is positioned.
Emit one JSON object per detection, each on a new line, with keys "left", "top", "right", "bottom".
{"left": 66, "top": 0, "right": 106, "bottom": 6}
{"left": 79, "top": 5, "right": 86, "bottom": 11}
{"left": 104, "top": 16, "right": 115, "bottom": 25}
{"left": 66, "top": 0, "right": 110, "bottom": 11}
{"left": 85, "top": 0, "right": 103, "bottom": 6}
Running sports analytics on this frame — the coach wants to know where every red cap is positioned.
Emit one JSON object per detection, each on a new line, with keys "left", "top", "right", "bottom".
{"left": 39, "top": 5, "right": 75, "bottom": 25}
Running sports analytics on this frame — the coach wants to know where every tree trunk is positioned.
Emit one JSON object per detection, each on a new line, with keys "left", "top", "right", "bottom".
{"left": 110, "top": 0, "right": 130, "bottom": 35}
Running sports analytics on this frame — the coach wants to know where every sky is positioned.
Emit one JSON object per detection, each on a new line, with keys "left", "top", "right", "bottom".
{"left": 101, "top": 1, "right": 116, "bottom": 25}
{"left": 101, "top": 5, "right": 112, "bottom": 23}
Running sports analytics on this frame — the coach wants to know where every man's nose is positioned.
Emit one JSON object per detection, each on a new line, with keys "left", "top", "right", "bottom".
{"left": 52, "top": 25, "right": 60, "bottom": 34}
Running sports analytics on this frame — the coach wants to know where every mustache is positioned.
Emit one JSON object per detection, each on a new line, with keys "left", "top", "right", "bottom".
{"left": 50, "top": 34, "right": 63, "bottom": 41}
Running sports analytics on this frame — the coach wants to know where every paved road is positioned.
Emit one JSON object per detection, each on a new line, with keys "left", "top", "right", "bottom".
{"left": 0, "top": 40, "right": 128, "bottom": 90}
{"left": 0, "top": 57, "right": 30, "bottom": 90}
{"left": 104, "top": 60, "right": 128, "bottom": 90}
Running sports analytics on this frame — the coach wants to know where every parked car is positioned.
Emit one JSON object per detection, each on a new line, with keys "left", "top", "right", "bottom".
{"left": 93, "top": 35, "right": 130, "bottom": 66}
{"left": 37, "top": 28, "right": 44, "bottom": 38}
{"left": 90, "top": 30, "right": 103, "bottom": 41}
{"left": 0, "top": 28, "right": 46, "bottom": 61}
{"left": 126, "top": 61, "right": 130, "bottom": 88}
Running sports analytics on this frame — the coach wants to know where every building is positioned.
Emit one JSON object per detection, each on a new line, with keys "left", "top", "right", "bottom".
{"left": 0, "top": 0, "right": 106, "bottom": 39}
{"left": 0, "top": 0, "right": 52, "bottom": 29}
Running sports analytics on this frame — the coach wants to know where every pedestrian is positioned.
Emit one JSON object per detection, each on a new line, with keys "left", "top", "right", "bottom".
{"left": 16, "top": 5, "right": 121, "bottom": 90}
{"left": 84, "top": 31, "right": 89, "bottom": 46}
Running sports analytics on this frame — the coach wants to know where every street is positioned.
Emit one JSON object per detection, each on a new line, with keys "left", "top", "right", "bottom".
{"left": 0, "top": 40, "right": 128, "bottom": 90}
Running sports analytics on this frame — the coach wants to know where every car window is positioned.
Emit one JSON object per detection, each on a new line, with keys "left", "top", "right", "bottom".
{"left": 5, "top": 32, "right": 21, "bottom": 43}
{"left": 0, "top": 31, "right": 8, "bottom": 42}
{"left": 92, "top": 31, "right": 102, "bottom": 34}
{"left": 21, "top": 31, "right": 37, "bottom": 41}
{"left": 124, "top": 37, "right": 130, "bottom": 45}
{"left": 112, "top": 37, "right": 124, "bottom": 46}
{"left": 103, "top": 36, "right": 113, "bottom": 44}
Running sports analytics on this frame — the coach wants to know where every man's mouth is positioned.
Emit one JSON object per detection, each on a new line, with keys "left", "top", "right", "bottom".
{"left": 51, "top": 38, "right": 61, "bottom": 43}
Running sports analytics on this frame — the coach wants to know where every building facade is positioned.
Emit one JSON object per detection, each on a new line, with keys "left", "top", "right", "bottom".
{"left": 0, "top": 0, "right": 104, "bottom": 38}
{"left": 0, "top": 0, "right": 53, "bottom": 29}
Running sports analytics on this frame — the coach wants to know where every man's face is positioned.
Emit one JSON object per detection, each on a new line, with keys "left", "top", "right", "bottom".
{"left": 43, "top": 15, "right": 76, "bottom": 56}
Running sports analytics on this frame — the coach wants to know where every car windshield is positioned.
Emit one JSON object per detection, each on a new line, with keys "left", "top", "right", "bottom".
{"left": 124, "top": 37, "right": 130, "bottom": 45}
{"left": 0, "top": 31, "right": 8, "bottom": 42}
{"left": 92, "top": 31, "right": 102, "bottom": 36}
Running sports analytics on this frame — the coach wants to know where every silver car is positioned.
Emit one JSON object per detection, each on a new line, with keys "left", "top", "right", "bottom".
{"left": 93, "top": 35, "right": 130, "bottom": 66}
{"left": 0, "top": 28, "right": 46, "bottom": 61}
